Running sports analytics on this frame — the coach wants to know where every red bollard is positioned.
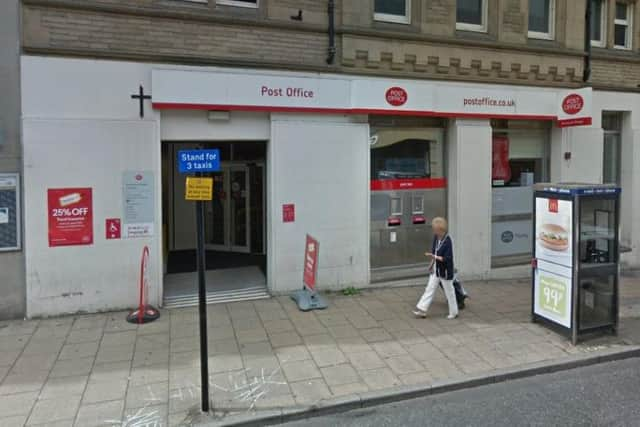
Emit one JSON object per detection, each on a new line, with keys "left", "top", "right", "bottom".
{"left": 127, "top": 246, "right": 160, "bottom": 324}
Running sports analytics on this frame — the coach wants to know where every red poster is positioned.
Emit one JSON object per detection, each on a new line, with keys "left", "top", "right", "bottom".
{"left": 106, "top": 218, "right": 121, "bottom": 240}
{"left": 48, "top": 188, "right": 93, "bottom": 247}
{"left": 303, "top": 235, "right": 319, "bottom": 290}
{"left": 492, "top": 135, "right": 511, "bottom": 183}
{"left": 283, "top": 204, "right": 295, "bottom": 223}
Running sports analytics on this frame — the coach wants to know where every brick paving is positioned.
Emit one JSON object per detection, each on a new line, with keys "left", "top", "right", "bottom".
{"left": 1, "top": 275, "right": 639, "bottom": 427}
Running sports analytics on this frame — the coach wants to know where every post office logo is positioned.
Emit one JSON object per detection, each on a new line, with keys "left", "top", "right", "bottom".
{"left": 562, "top": 94, "right": 584, "bottom": 115}
{"left": 385, "top": 87, "right": 408, "bottom": 107}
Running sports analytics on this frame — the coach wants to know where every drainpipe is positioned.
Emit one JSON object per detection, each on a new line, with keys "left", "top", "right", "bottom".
{"left": 583, "top": 0, "right": 592, "bottom": 82}
{"left": 327, "top": 0, "right": 336, "bottom": 65}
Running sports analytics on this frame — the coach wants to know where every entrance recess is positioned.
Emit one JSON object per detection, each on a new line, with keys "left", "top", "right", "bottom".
{"left": 162, "top": 141, "right": 268, "bottom": 307}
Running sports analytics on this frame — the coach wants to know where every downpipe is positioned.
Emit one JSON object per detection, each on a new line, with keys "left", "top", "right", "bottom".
{"left": 583, "top": 0, "right": 592, "bottom": 82}
{"left": 327, "top": 0, "right": 336, "bottom": 65}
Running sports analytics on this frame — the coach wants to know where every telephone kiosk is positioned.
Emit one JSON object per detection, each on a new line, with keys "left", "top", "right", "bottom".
{"left": 532, "top": 183, "right": 620, "bottom": 344}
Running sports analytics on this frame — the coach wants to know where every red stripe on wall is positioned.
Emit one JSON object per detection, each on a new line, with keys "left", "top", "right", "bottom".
{"left": 152, "top": 102, "right": 557, "bottom": 121}
{"left": 370, "top": 178, "right": 447, "bottom": 191}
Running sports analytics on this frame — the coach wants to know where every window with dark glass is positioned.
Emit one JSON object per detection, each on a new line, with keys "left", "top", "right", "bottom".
{"left": 602, "top": 112, "right": 622, "bottom": 185}
{"left": 529, "top": 0, "right": 554, "bottom": 38}
{"left": 457, "top": 0, "right": 486, "bottom": 30}
{"left": 375, "top": 0, "right": 406, "bottom": 16}
{"left": 590, "top": 0, "right": 606, "bottom": 46}
{"left": 614, "top": 2, "right": 632, "bottom": 49}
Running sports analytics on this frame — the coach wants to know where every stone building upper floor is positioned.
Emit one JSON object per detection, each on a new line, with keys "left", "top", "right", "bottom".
{"left": 19, "top": 0, "right": 640, "bottom": 90}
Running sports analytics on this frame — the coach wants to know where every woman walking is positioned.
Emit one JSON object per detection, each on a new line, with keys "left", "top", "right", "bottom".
{"left": 413, "top": 217, "right": 459, "bottom": 319}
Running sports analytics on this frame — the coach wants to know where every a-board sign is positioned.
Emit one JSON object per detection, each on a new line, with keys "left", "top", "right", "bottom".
{"left": 303, "top": 235, "right": 319, "bottom": 290}
{"left": 185, "top": 177, "right": 214, "bottom": 201}
{"left": 178, "top": 149, "right": 220, "bottom": 173}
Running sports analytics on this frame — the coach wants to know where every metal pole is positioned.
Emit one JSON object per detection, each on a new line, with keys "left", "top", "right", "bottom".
{"left": 196, "top": 197, "right": 210, "bottom": 412}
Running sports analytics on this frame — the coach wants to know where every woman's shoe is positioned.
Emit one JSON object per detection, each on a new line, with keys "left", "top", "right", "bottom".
{"left": 446, "top": 314, "right": 458, "bottom": 319}
{"left": 413, "top": 310, "right": 427, "bottom": 318}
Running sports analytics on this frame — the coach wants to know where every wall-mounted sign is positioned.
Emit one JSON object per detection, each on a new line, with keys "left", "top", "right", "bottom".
{"left": 283, "top": 204, "right": 295, "bottom": 223}
{"left": 123, "top": 171, "right": 154, "bottom": 238}
{"left": 153, "top": 70, "right": 592, "bottom": 126}
{"left": 48, "top": 188, "right": 93, "bottom": 247}
{"left": 0, "top": 173, "right": 20, "bottom": 251}
{"left": 185, "top": 177, "right": 213, "bottom": 201}
{"left": 106, "top": 218, "right": 121, "bottom": 240}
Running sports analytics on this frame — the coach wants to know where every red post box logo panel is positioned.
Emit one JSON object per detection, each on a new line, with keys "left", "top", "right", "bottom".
{"left": 385, "top": 87, "right": 408, "bottom": 107}
{"left": 562, "top": 94, "right": 584, "bottom": 115}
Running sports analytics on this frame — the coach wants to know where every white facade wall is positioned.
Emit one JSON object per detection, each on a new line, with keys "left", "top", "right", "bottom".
{"left": 20, "top": 55, "right": 640, "bottom": 317}
{"left": 268, "top": 115, "right": 370, "bottom": 292}
{"left": 448, "top": 119, "right": 493, "bottom": 280}
{"left": 21, "top": 56, "right": 162, "bottom": 317}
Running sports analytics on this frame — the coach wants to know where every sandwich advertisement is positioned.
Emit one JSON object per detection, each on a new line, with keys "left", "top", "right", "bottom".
{"left": 48, "top": 188, "right": 93, "bottom": 247}
{"left": 534, "top": 197, "right": 573, "bottom": 328}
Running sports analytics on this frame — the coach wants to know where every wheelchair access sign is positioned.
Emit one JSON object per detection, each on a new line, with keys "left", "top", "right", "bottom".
{"left": 178, "top": 149, "right": 220, "bottom": 173}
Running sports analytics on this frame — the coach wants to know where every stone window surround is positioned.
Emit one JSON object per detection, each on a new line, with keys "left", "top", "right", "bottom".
{"left": 374, "top": 0, "right": 412, "bottom": 25}
{"left": 528, "top": 0, "right": 556, "bottom": 41}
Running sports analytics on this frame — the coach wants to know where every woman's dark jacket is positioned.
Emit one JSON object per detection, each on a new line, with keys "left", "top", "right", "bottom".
{"left": 432, "top": 235, "right": 454, "bottom": 280}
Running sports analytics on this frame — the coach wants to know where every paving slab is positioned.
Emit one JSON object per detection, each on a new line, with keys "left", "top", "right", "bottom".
{"left": 1, "top": 277, "right": 640, "bottom": 426}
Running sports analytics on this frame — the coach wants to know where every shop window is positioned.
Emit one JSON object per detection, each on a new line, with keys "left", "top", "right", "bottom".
{"left": 602, "top": 112, "right": 622, "bottom": 184}
{"left": 590, "top": 0, "right": 607, "bottom": 47}
{"left": 217, "top": 0, "right": 258, "bottom": 8}
{"left": 374, "top": 0, "right": 411, "bottom": 24}
{"left": 456, "top": 0, "right": 487, "bottom": 32}
{"left": 528, "top": 0, "right": 555, "bottom": 40}
{"left": 614, "top": 2, "right": 632, "bottom": 49}
{"left": 491, "top": 121, "right": 551, "bottom": 267}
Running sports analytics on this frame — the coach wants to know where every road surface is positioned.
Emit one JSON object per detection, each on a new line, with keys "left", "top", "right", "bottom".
{"left": 280, "top": 358, "right": 640, "bottom": 427}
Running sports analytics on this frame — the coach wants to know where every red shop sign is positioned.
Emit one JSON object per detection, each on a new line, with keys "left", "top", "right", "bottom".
{"left": 303, "top": 234, "right": 319, "bottom": 290}
{"left": 562, "top": 94, "right": 584, "bottom": 115}
{"left": 385, "top": 87, "right": 408, "bottom": 107}
{"left": 48, "top": 188, "right": 93, "bottom": 247}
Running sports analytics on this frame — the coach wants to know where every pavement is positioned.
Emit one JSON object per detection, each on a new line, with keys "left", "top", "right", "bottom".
{"left": 279, "top": 357, "right": 640, "bottom": 427}
{"left": 1, "top": 275, "right": 640, "bottom": 427}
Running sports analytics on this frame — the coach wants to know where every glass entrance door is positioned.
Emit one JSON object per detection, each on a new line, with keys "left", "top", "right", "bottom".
{"left": 206, "top": 165, "right": 251, "bottom": 253}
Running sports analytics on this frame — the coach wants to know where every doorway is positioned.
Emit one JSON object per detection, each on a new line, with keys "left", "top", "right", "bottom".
{"left": 162, "top": 141, "right": 268, "bottom": 307}
{"left": 207, "top": 163, "right": 265, "bottom": 254}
